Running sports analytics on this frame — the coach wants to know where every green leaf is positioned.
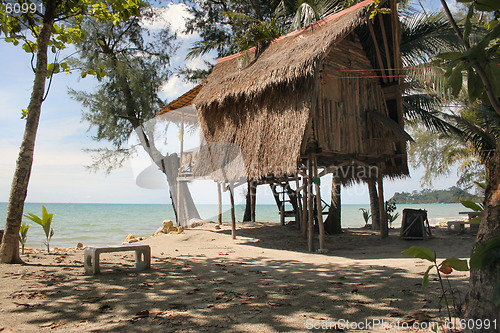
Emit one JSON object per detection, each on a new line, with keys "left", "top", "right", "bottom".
{"left": 448, "top": 65, "right": 464, "bottom": 97}
{"left": 441, "top": 257, "right": 469, "bottom": 271}
{"left": 470, "top": 216, "right": 482, "bottom": 224}
{"left": 437, "top": 52, "right": 462, "bottom": 61}
{"left": 460, "top": 200, "right": 483, "bottom": 212}
{"left": 467, "top": 68, "right": 482, "bottom": 101}
{"left": 422, "top": 265, "right": 434, "bottom": 291}
{"left": 463, "top": 4, "right": 474, "bottom": 41}
{"left": 470, "top": 237, "right": 500, "bottom": 269}
{"left": 23, "top": 213, "right": 42, "bottom": 225}
{"left": 402, "top": 246, "right": 436, "bottom": 262}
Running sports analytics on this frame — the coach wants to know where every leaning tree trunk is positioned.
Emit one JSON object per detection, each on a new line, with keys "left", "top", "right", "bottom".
{"left": 368, "top": 178, "right": 380, "bottom": 230}
{"left": 465, "top": 139, "right": 500, "bottom": 325}
{"left": 163, "top": 154, "right": 201, "bottom": 227}
{"left": 0, "top": 2, "right": 56, "bottom": 264}
{"left": 324, "top": 176, "right": 342, "bottom": 234}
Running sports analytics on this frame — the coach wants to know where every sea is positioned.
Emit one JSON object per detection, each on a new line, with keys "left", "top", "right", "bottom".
{"left": 0, "top": 202, "right": 465, "bottom": 249}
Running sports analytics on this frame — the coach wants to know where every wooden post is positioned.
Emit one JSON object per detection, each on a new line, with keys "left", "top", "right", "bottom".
{"left": 229, "top": 184, "right": 236, "bottom": 239}
{"left": 378, "top": 177, "right": 388, "bottom": 238}
{"left": 307, "top": 155, "right": 315, "bottom": 252}
{"left": 250, "top": 181, "right": 256, "bottom": 222}
{"left": 301, "top": 175, "right": 308, "bottom": 239}
{"left": 313, "top": 155, "right": 326, "bottom": 251}
{"left": 296, "top": 177, "right": 301, "bottom": 230}
{"left": 217, "top": 182, "right": 222, "bottom": 225}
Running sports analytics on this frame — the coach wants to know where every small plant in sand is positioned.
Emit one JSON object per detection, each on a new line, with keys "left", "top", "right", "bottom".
{"left": 19, "top": 222, "right": 30, "bottom": 255}
{"left": 385, "top": 198, "right": 399, "bottom": 228}
{"left": 403, "top": 246, "right": 469, "bottom": 325}
{"left": 24, "top": 205, "right": 54, "bottom": 254}
{"left": 359, "top": 208, "right": 371, "bottom": 226}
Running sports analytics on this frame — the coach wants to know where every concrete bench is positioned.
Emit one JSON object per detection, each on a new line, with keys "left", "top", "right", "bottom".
{"left": 84, "top": 244, "right": 151, "bottom": 275}
{"left": 447, "top": 220, "right": 479, "bottom": 233}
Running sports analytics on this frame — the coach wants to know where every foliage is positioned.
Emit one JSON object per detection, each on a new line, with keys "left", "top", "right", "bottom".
{"left": 18, "top": 222, "right": 30, "bottom": 255}
{"left": 403, "top": 246, "right": 469, "bottom": 321}
{"left": 390, "top": 186, "right": 481, "bottom": 204}
{"left": 23, "top": 205, "right": 53, "bottom": 253}
{"left": 69, "top": 9, "right": 176, "bottom": 171}
{"left": 437, "top": 0, "right": 500, "bottom": 111}
{"left": 0, "top": 0, "right": 146, "bottom": 105}
{"left": 359, "top": 208, "right": 371, "bottom": 225}
{"left": 384, "top": 198, "right": 399, "bottom": 227}
{"left": 470, "top": 237, "right": 500, "bottom": 305}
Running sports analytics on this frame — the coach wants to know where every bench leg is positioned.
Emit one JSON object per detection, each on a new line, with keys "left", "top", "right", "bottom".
{"left": 84, "top": 250, "right": 101, "bottom": 275}
{"left": 135, "top": 248, "right": 151, "bottom": 271}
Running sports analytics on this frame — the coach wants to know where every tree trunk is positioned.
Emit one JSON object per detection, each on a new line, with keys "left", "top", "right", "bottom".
{"left": 243, "top": 181, "right": 256, "bottom": 222}
{"left": 465, "top": 139, "right": 500, "bottom": 324}
{"left": 378, "top": 177, "right": 388, "bottom": 238}
{"left": 163, "top": 154, "right": 201, "bottom": 227}
{"left": 368, "top": 178, "right": 380, "bottom": 230}
{"left": 324, "top": 176, "right": 342, "bottom": 234}
{"left": 0, "top": 2, "right": 56, "bottom": 264}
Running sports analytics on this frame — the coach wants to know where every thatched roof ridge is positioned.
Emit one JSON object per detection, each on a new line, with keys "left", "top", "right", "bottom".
{"left": 157, "top": 82, "right": 204, "bottom": 116}
{"left": 193, "top": 0, "right": 375, "bottom": 108}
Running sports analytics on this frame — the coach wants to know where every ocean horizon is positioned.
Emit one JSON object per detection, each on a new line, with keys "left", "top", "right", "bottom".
{"left": 0, "top": 202, "right": 466, "bottom": 249}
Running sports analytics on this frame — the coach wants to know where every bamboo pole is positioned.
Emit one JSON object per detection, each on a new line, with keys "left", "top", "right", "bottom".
{"left": 229, "top": 184, "right": 236, "bottom": 239}
{"left": 217, "top": 182, "right": 222, "bottom": 225}
{"left": 378, "top": 176, "right": 388, "bottom": 238}
{"left": 313, "top": 155, "right": 326, "bottom": 252}
{"left": 307, "top": 155, "right": 315, "bottom": 252}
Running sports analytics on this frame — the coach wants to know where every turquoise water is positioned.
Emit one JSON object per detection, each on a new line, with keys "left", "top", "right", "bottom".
{"left": 0, "top": 202, "right": 465, "bottom": 249}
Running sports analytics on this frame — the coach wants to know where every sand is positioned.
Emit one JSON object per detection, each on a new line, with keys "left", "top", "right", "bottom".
{"left": 0, "top": 222, "right": 476, "bottom": 332}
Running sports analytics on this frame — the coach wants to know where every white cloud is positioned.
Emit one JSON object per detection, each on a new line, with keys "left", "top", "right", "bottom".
{"left": 160, "top": 75, "right": 196, "bottom": 101}
{"left": 141, "top": 3, "right": 197, "bottom": 40}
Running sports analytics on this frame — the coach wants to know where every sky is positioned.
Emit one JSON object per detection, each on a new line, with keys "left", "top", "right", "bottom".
{"left": 0, "top": 0, "right": 463, "bottom": 206}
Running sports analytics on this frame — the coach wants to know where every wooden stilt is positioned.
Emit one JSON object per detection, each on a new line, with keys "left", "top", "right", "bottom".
{"left": 307, "top": 156, "right": 315, "bottom": 252}
{"left": 296, "top": 177, "right": 301, "bottom": 230}
{"left": 378, "top": 177, "right": 388, "bottom": 238}
{"left": 313, "top": 155, "right": 326, "bottom": 251}
{"left": 301, "top": 174, "right": 308, "bottom": 239}
{"left": 229, "top": 184, "right": 236, "bottom": 239}
{"left": 250, "top": 181, "right": 256, "bottom": 222}
{"left": 217, "top": 182, "right": 222, "bottom": 225}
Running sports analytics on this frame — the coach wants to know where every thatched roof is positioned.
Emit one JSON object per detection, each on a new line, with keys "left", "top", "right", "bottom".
{"left": 159, "top": 0, "right": 408, "bottom": 182}
{"left": 193, "top": 0, "right": 375, "bottom": 108}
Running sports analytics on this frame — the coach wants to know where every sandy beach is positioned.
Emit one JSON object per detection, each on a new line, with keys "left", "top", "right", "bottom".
{"left": 0, "top": 222, "right": 476, "bottom": 332}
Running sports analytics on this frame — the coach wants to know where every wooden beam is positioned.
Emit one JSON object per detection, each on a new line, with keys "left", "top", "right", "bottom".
{"left": 313, "top": 155, "right": 326, "bottom": 251}
{"left": 367, "top": 18, "right": 388, "bottom": 84}
{"left": 378, "top": 13, "right": 393, "bottom": 82}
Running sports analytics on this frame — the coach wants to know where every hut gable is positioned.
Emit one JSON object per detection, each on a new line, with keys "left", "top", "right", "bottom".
{"left": 193, "top": 0, "right": 374, "bottom": 109}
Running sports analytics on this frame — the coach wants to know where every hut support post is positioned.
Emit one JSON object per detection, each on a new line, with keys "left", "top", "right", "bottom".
{"left": 217, "top": 182, "right": 222, "bottom": 225}
{"left": 301, "top": 175, "right": 308, "bottom": 239}
{"left": 250, "top": 181, "right": 256, "bottom": 222}
{"left": 313, "top": 155, "right": 326, "bottom": 251}
{"left": 229, "top": 184, "right": 236, "bottom": 239}
{"left": 377, "top": 177, "right": 388, "bottom": 238}
{"left": 307, "top": 156, "right": 315, "bottom": 252}
{"left": 296, "top": 177, "right": 301, "bottom": 230}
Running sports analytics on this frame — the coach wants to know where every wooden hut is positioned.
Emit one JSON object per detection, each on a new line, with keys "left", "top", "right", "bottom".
{"left": 159, "top": 0, "right": 410, "bottom": 250}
